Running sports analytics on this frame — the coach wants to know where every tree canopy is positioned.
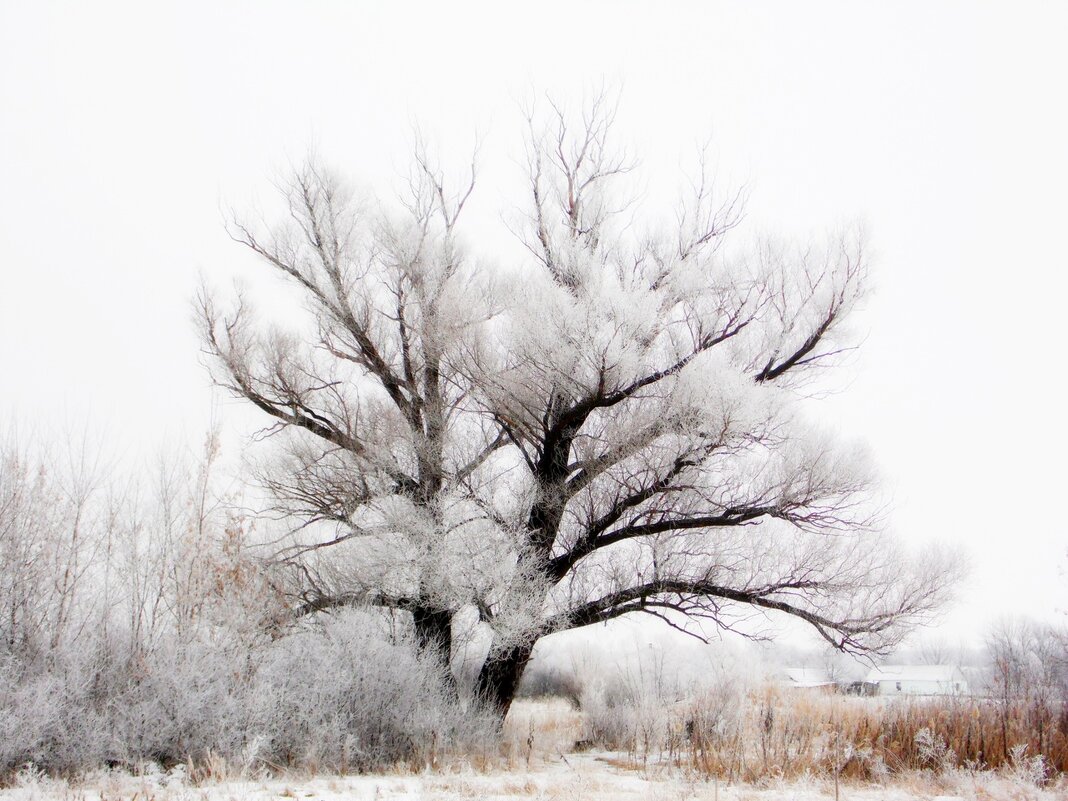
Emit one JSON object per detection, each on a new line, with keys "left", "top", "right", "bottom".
{"left": 199, "top": 94, "right": 956, "bottom": 714}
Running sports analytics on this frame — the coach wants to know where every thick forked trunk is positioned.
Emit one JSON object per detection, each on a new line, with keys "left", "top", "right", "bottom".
{"left": 412, "top": 605, "right": 452, "bottom": 655}
{"left": 412, "top": 606, "right": 455, "bottom": 691}
{"left": 469, "top": 401, "right": 581, "bottom": 718}
{"left": 475, "top": 641, "right": 536, "bottom": 718}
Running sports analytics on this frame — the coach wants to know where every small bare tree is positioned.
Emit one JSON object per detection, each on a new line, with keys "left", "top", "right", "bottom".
{"left": 985, "top": 618, "right": 1068, "bottom": 763}
{"left": 200, "top": 93, "right": 957, "bottom": 714}
{"left": 0, "top": 430, "right": 106, "bottom": 656}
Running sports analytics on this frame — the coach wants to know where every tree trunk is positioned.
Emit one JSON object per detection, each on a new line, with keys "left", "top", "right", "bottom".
{"left": 475, "top": 641, "right": 535, "bottom": 718}
{"left": 412, "top": 606, "right": 456, "bottom": 693}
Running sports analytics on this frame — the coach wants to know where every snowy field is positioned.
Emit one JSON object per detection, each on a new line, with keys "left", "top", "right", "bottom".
{"left": 1, "top": 752, "right": 1062, "bottom": 801}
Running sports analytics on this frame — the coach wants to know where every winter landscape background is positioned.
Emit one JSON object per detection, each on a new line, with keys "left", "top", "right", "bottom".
{"left": 2, "top": 2, "right": 1067, "bottom": 799}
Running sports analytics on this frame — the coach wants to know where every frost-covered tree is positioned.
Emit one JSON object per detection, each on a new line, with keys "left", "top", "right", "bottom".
{"left": 199, "top": 148, "right": 492, "bottom": 666}
{"left": 200, "top": 94, "right": 956, "bottom": 714}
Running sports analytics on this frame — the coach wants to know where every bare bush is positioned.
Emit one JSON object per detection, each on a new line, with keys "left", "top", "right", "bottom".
{"left": 0, "top": 428, "right": 495, "bottom": 780}
{"left": 581, "top": 647, "right": 683, "bottom": 763}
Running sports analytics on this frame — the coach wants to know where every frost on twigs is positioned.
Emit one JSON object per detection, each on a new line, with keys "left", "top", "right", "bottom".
{"left": 198, "top": 89, "right": 958, "bottom": 712}
{"left": 0, "top": 430, "right": 497, "bottom": 777}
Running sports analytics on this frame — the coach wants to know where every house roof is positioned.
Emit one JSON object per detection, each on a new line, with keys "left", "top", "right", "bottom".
{"left": 864, "top": 665, "right": 965, "bottom": 683}
{"left": 781, "top": 667, "right": 834, "bottom": 687}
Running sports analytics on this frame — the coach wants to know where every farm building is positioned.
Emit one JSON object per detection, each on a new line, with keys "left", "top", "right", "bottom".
{"left": 864, "top": 665, "right": 969, "bottom": 696}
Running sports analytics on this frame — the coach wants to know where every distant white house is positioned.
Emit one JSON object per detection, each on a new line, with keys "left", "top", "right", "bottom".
{"left": 780, "top": 667, "right": 835, "bottom": 690}
{"left": 864, "top": 665, "right": 968, "bottom": 696}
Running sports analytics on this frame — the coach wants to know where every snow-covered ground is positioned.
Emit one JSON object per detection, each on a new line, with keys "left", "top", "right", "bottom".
{"left": 1, "top": 752, "right": 1061, "bottom": 801}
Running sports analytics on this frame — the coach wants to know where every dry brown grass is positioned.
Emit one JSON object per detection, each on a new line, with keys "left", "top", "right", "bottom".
{"left": 678, "top": 686, "right": 1068, "bottom": 783}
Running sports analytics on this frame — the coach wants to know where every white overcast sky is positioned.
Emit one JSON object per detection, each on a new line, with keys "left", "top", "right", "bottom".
{"left": 2, "top": 1, "right": 1066, "bottom": 645}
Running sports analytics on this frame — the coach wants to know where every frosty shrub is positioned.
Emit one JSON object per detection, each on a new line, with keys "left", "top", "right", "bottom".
{"left": 0, "top": 610, "right": 494, "bottom": 777}
{"left": 243, "top": 610, "right": 496, "bottom": 772}
{"left": 1006, "top": 744, "right": 1051, "bottom": 788}
{"left": 580, "top": 648, "right": 683, "bottom": 758}
{"left": 914, "top": 727, "right": 955, "bottom": 774}
{"left": 0, "top": 430, "right": 494, "bottom": 780}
